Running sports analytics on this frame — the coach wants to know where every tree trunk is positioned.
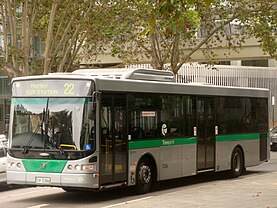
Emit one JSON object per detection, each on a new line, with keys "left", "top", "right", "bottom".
{"left": 150, "top": 34, "right": 164, "bottom": 70}
{"left": 6, "top": 1, "right": 18, "bottom": 71}
{"left": 21, "top": 1, "right": 30, "bottom": 76}
{"left": 43, "top": 1, "right": 58, "bottom": 75}
{"left": 170, "top": 34, "right": 180, "bottom": 75}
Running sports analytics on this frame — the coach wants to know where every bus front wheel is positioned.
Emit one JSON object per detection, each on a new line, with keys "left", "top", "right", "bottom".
{"left": 136, "top": 158, "right": 153, "bottom": 194}
{"left": 230, "top": 147, "right": 244, "bottom": 178}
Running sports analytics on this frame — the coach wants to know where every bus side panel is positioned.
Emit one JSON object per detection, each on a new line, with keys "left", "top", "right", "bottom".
{"left": 160, "top": 144, "right": 197, "bottom": 180}
{"left": 128, "top": 143, "right": 197, "bottom": 186}
{"left": 215, "top": 139, "right": 260, "bottom": 172}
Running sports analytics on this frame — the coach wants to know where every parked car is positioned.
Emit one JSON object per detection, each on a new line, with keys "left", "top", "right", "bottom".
{"left": 0, "top": 134, "right": 7, "bottom": 173}
{"left": 270, "top": 127, "right": 277, "bottom": 151}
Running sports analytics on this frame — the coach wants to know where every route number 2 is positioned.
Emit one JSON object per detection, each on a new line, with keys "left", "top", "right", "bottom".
{"left": 64, "top": 83, "right": 75, "bottom": 95}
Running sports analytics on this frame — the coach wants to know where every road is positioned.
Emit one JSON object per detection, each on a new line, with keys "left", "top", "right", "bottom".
{"left": 1, "top": 152, "right": 277, "bottom": 208}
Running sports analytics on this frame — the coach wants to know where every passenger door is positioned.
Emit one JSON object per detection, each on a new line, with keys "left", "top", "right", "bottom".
{"left": 196, "top": 97, "right": 215, "bottom": 170}
{"left": 99, "top": 94, "right": 128, "bottom": 185}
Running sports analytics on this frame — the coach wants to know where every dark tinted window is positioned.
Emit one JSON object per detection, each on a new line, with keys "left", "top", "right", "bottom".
{"left": 128, "top": 93, "right": 195, "bottom": 140}
{"left": 257, "top": 98, "right": 268, "bottom": 132}
{"left": 216, "top": 97, "right": 268, "bottom": 134}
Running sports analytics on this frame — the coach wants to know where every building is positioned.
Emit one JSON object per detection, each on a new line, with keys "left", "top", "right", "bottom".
{"left": 0, "top": 73, "right": 11, "bottom": 133}
{"left": 80, "top": 37, "right": 277, "bottom": 68}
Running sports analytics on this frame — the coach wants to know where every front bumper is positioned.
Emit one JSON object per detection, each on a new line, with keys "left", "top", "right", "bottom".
{"left": 7, "top": 170, "right": 99, "bottom": 189}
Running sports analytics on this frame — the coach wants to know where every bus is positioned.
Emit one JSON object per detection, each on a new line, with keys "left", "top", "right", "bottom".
{"left": 6, "top": 68, "right": 269, "bottom": 193}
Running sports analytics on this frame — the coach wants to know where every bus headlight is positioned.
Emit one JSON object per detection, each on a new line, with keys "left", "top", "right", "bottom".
{"left": 74, "top": 164, "right": 81, "bottom": 171}
{"left": 11, "top": 162, "right": 16, "bottom": 168}
{"left": 17, "top": 163, "right": 22, "bottom": 169}
{"left": 67, "top": 164, "right": 73, "bottom": 170}
{"left": 7, "top": 161, "right": 23, "bottom": 170}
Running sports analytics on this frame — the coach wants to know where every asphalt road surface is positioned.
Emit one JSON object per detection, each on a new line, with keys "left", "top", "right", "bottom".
{"left": 1, "top": 151, "right": 277, "bottom": 208}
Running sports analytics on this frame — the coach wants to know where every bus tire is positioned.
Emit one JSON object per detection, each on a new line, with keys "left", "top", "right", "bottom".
{"left": 230, "top": 147, "right": 244, "bottom": 178}
{"left": 136, "top": 158, "right": 154, "bottom": 194}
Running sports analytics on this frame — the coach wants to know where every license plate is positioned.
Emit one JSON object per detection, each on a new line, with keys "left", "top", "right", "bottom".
{"left": 35, "top": 177, "right": 51, "bottom": 184}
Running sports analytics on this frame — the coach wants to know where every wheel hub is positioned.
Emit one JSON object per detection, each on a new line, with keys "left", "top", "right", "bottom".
{"left": 140, "top": 165, "right": 151, "bottom": 184}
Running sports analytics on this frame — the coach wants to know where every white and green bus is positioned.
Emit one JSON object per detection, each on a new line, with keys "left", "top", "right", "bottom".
{"left": 6, "top": 68, "right": 269, "bottom": 193}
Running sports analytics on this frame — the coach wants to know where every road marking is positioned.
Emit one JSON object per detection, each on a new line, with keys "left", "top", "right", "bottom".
{"left": 101, "top": 196, "right": 153, "bottom": 208}
{"left": 26, "top": 204, "right": 50, "bottom": 208}
{"left": 0, "top": 187, "right": 61, "bottom": 199}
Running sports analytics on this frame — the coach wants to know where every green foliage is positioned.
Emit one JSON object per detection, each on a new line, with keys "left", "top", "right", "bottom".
{"left": 0, "top": 0, "right": 114, "bottom": 77}
{"left": 0, "top": 0, "right": 276, "bottom": 77}
{"left": 242, "top": 4, "right": 277, "bottom": 59}
{"left": 103, "top": 0, "right": 276, "bottom": 73}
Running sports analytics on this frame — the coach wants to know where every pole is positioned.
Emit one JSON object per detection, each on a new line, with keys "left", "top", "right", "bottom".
{"left": 272, "top": 96, "right": 275, "bottom": 129}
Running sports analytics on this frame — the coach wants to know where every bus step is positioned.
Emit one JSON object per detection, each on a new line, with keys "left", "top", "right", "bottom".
{"left": 100, "top": 182, "right": 127, "bottom": 190}
{"left": 197, "top": 168, "right": 215, "bottom": 173}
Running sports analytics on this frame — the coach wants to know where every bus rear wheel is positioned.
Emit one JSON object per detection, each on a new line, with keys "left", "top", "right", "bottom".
{"left": 230, "top": 147, "right": 244, "bottom": 178}
{"left": 136, "top": 158, "right": 154, "bottom": 194}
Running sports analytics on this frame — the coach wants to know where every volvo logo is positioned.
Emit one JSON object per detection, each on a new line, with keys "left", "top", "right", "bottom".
{"left": 38, "top": 162, "right": 49, "bottom": 170}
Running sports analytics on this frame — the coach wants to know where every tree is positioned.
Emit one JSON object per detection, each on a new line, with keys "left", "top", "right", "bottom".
{"left": 106, "top": 0, "right": 277, "bottom": 74}
{"left": 0, "top": 0, "right": 108, "bottom": 78}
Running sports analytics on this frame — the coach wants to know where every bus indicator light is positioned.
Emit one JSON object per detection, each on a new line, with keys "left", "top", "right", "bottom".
{"left": 215, "top": 126, "right": 218, "bottom": 135}
{"left": 193, "top": 127, "right": 197, "bottom": 136}
{"left": 82, "top": 164, "right": 95, "bottom": 171}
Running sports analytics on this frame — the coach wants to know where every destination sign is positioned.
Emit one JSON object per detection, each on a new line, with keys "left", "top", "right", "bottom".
{"left": 13, "top": 79, "right": 92, "bottom": 97}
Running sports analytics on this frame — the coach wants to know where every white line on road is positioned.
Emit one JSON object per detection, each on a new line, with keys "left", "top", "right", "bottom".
{"left": 26, "top": 204, "right": 50, "bottom": 208}
{"left": 101, "top": 196, "right": 153, "bottom": 208}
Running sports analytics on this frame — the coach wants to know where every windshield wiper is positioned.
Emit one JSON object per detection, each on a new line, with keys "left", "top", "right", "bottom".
{"left": 22, "top": 106, "right": 47, "bottom": 154}
{"left": 22, "top": 124, "right": 42, "bottom": 154}
{"left": 43, "top": 99, "right": 49, "bottom": 150}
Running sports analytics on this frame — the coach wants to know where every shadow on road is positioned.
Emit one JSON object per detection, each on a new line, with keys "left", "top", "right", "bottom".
{"left": 0, "top": 182, "right": 28, "bottom": 192}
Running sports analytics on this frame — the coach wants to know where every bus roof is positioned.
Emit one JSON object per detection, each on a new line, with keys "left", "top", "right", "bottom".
{"left": 94, "top": 78, "right": 269, "bottom": 98}
{"left": 11, "top": 68, "right": 269, "bottom": 98}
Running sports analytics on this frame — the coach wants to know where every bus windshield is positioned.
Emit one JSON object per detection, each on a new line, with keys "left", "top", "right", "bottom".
{"left": 10, "top": 97, "right": 95, "bottom": 152}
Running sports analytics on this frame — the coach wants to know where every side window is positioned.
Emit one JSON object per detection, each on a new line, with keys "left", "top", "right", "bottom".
{"left": 242, "top": 98, "right": 258, "bottom": 133}
{"left": 161, "top": 95, "right": 194, "bottom": 137}
{"left": 128, "top": 94, "right": 161, "bottom": 140}
{"left": 217, "top": 96, "right": 261, "bottom": 135}
{"left": 257, "top": 98, "right": 268, "bottom": 133}
{"left": 128, "top": 93, "right": 195, "bottom": 140}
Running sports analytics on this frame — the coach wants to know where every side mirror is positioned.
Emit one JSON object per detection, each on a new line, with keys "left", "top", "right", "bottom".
{"left": 88, "top": 102, "right": 96, "bottom": 120}
{"left": 4, "top": 124, "right": 9, "bottom": 138}
{"left": 4, "top": 114, "right": 10, "bottom": 138}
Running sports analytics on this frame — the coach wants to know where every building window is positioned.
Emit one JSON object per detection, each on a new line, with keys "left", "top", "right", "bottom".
{"left": 241, "top": 60, "right": 268, "bottom": 67}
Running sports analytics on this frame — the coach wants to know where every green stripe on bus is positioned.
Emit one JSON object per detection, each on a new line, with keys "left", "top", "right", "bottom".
{"left": 22, "top": 159, "right": 67, "bottom": 173}
{"left": 128, "top": 137, "right": 197, "bottom": 149}
{"left": 129, "top": 133, "right": 266, "bottom": 149}
{"left": 216, "top": 133, "right": 260, "bottom": 142}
